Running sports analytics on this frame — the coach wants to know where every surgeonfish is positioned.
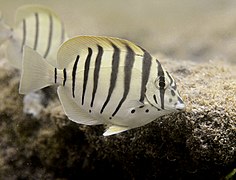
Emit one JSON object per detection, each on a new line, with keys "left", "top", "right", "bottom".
{"left": 19, "top": 36, "right": 185, "bottom": 136}
{"left": 0, "top": 5, "right": 67, "bottom": 69}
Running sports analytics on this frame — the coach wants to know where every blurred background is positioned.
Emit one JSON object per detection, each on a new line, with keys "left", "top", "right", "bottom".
{"left": 0, "top": 1, "right": 236, "bottom": 179}
{"left": 1, "top": 0, "right": 236, "bottom": 63}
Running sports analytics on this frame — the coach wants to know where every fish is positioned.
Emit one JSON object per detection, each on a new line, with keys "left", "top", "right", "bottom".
{"left": 0, "top": 4, "right": 68, "bottom": 69}
{"left": 19, "top": 36, "right": 185, "bottom": 136}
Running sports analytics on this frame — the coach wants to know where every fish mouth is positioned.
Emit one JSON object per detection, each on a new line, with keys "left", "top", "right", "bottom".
{"left": 175, "top": 102, "right": 185, "bottom": 111}
{"left": 175, "top": 96, "right": 185, "bottom": 111}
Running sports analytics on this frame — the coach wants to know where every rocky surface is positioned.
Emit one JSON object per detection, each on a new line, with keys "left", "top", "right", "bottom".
{"left": 0, "top": 1, "right": 236, "bottom": 179}
{"left": 0, "top": 56, "right": 235, "bottom": 179}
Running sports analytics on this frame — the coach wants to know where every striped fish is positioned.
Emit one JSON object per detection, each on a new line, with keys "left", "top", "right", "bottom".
{"left": 19, "top": 36, "right": 185, "bottom": 136}
{"left": 0, "top": 5, "right": 67, "bottom": 68}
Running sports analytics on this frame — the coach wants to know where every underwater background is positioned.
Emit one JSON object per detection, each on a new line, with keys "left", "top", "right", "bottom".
{"left": 1, "top": 0, "right": 236, "bottom": 64}
{"left": 0, "top": 0, "right": 235, "bottom": 179}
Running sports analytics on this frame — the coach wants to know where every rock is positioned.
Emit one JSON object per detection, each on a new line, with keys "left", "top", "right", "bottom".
{"left": 0, "top": 57, "right": 235, "bottom": 179}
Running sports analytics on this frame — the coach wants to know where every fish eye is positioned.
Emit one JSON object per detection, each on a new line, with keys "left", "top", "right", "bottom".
{"left": 159, "top": 81, "right": 165, "bottom": 89}
{"left": 155, "top": 76, "right": 167, "bottom": 90}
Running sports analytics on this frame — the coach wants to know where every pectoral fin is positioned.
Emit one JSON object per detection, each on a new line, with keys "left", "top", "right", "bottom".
{"left": 103, "top": 125, "right": 130, "bottom": 136}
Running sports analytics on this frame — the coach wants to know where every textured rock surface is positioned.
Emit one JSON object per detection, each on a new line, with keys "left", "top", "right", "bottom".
{"left": 0, "top": 1, "right": 236, "bottom": 179}
{"left": 0, "top": 56, "right": 235, "bottom": 179}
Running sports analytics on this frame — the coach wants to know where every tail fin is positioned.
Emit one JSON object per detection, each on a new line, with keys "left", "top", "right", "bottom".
{"left": 0, "top": 12, "right": 12, "bottom": 45}
{"left": 19, "top": 46, "right": 55, "bottom": 94}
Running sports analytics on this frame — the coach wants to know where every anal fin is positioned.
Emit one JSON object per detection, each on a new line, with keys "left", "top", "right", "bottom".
{"left": 103, "top": 125, "right": 130, "bottom": 136}
{"left": 57, "top": 86, "right": 102, "bottom": 125}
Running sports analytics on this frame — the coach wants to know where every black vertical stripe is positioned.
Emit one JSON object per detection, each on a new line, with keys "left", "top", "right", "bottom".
{"left": 139, "top": 49, "right": 152, "bottom": 103}
{"left": 166, "top": 71, "right": 176, "bottom": 90}
{"left": 90, "top": 45, "right": 103, "bottom": 107}
{"left": 33, "top": 13, "right": 39, "bottom": 50}
{"left": 72, "top": 55, "right": 80, "bottom": 98}
{"left": 43, "top": 14, "right": 53, "bottom": 58}
{"left": 63, "top": 68, "right": 67, "bottom": 86}
{"left": 156, "top": 60, "right": 165, "bottom": 109}
{"left": 160, "top": 90, "right": 165, "bottom": 110}
{"left": 166, "top": 71, "right": 173, "bottom": 86}
{"left": 177, "top": 96, "right": 184, "bottom": 104}
{"left": 100, "top": 43, "right": 120, "bottom": 114}
{"left": 112, "top": 44, "right": 135, "bottom": 117}
{"left": 153, "top": 94, "right": 158, "bottom": 104}
{"left": 21, "top": 19, "right": 26, "bottom": 52}
{"left": 82, "top": 48, "right": 92, "bottom": 105}
{"left": 54, "top": 68, "right": 57, "bottom": 84}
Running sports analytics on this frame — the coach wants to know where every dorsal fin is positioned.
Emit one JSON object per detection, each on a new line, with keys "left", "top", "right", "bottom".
{"left": 57, "top": 36, "right": 145, "bottom": 69}
{"left": 15, "top": 5, "right": 62, "bottom": 26}
{"left": 12, "top": 5, "right": 68, "bottom": 68}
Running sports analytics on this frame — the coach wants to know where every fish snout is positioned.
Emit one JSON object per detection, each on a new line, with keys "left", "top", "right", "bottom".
{"left": 175, "top": 99, "right": 185, "bottom": 111}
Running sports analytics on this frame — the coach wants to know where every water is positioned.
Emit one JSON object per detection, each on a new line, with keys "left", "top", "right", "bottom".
{"left": 1, "top": 0, "right": 236, "bottom": 63}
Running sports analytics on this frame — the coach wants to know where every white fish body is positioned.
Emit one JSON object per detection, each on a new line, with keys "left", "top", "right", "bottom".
{"left": 0, "top": 5, "right": 67, "bottom": 69}
{"left": 20, "top": 36, "right": 185, "bottom": 136}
